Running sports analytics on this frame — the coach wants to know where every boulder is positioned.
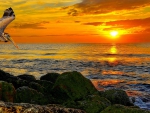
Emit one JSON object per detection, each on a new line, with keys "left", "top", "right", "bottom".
{"left": 17, "top": 74, "right": 36, "bottom": 81}
{"left": 65, "top": 95, "right": 111, "bottom": 113}
{"left": 40, "top": 73, "right": 60, "bottom": 83}
{"left": 28, "top": 82, "right": 46, "bottom": 94}
{"left": 0, "top": 81, "right": 15, "bottom": 102}
{"left": 35, "top": 80, "right": 54, "bottom": 94}
{"left": 0, "top": 70, "right": 13, "bottom": 81}
{"left": 14, "top": 86, "right": 48, "bottom": 105}
{"left": 7, "top": 79, "right": 28, "bottom": 89}
{"left": 52, "top": 71, "right": 98, "bottom": 103}
{"left": 101, "top": 104, "right": 150, "bottom": 113}
{"left": 101, "top": 89, "right": 132, "bottom": 106}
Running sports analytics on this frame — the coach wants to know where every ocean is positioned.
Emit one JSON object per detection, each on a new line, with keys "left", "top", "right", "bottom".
{"left": 0, "top": 43, "right": 150, "bottom": 109}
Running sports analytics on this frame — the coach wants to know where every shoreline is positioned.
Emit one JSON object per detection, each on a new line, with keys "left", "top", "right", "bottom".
{"left": 0, "top": 70, "right": 149, "bottom": 113}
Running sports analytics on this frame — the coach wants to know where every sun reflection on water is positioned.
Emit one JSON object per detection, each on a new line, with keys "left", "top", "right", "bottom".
{"left": 110, "top": 45, "right": 117, "bottom": 54}
{"left": 107, "top": 45, "right": 118, "bottom": 62}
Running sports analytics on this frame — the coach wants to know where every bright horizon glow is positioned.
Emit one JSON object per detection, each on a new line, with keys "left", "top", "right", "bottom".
{"left": 110, "top": 31, "right": 119, "bottom": 38}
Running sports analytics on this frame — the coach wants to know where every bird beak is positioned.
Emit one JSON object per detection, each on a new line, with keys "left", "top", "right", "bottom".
{"left": 8, "top": 37, "right": 19, "bottom": 49}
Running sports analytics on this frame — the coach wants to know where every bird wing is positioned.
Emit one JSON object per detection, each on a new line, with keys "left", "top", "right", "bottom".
{"left": 0, "top": 36, "right": 6, "bottom": 42}
{"left": 0, "top": 7, "right": 15, "bottom": 36}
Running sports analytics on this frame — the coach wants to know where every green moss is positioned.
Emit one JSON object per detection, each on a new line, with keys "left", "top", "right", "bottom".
{"left": 0, "top": 81, "right": 15, "bottom": 102}
{"left": 52, "top": 71, "right": 98, "bottom": 103}
{"left": 100, "top": 104, "right": 150, "bottom": 113}
{"left": 40, "top": 73, "right": 60, "bottom": 83}
{"left": 101, "top": 89, "right": 131, "bottom": 106}
{"left": 28, "top": 82, "right": 46, "bottom": 94}
{"left": 78, "top": 95, "right": 111, "bottom": 113}
{"left": 14, "top": 86, "right": 48, "bottom": 105}
{"left": 35, "top": 80, "right": 54, "bottom": 93}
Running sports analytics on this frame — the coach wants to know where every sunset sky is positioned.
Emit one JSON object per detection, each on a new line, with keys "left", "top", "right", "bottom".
{"left": 1, "top": 0, "right": 150, "bottom": 43}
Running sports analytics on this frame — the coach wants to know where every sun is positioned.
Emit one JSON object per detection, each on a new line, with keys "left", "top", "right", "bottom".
{"left": 110, "top": 31, "right": 118, "bottom": 37}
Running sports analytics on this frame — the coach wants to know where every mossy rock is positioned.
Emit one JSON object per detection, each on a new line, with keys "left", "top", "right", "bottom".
{"left": 52, "top": 71, "right": 98, "bottom": 103}
{"left": 17, "top": 74, "right": 36, "bottom": 81}
{"left": 0, "top": 70, "right": 13, "bottom": 81}
{"left": 35, "top": 80, "right": 54, "bottom": 94}
{"left": 40, "top": 73, "right": 60, "bottom": 83}
{"left": 65, "top": 95, "right": 111, "bottom": 113}
{"left": 101, "top": 89, "right": 131, "bottom": 106}
{"left": 79, "top": 95, "right": 110, "bottom": 113}
{"left": 28, "top": 82, "right": 46, "bottom": 94}
{"left": 14, "top": 86, "right": 48, "bottom": 105}
{"left": 0, "top": 81, "right": 16, "bottom": 102}
{"left": 100, "top": 104, "right": 150, "bottom": 113}
{"left": 7, "top": 79, "right": 28, "bottom": 89}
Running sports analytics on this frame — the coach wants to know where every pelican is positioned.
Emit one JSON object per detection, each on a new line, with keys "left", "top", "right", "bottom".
{"left": 0, "top": 7, "right": 19, "bottom": 49}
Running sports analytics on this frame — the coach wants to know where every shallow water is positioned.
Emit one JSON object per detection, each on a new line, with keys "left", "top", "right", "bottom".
{"left": 0, "top": 43, "right": 150, "bottom": 109}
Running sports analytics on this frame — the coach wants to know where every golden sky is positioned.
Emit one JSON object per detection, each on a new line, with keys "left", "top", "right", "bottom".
{"left": 1, "top": 0, "right": 150, "bottom": 43}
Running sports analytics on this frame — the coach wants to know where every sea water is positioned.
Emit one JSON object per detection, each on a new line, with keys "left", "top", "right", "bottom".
{"left": 0, "top": 43, "right": 150, "bottom": 109}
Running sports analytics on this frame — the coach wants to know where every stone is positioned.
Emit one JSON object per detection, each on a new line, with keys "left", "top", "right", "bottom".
{"left": 0, "top": 81, "right": 15, "bottom": 102}
{"left": 17, "top": 74, "right": 36, "bottom": 81}
{"left": 101, "top": 89, "right": 132, "bottom": 106}
{"left": 52, "top": 71, "right": 98, "bottom": 103}
{"left": 40, "top": 73, "right": 60, "bottom": 83}
{"left": 14, "top": 86, "right": 48, "bottom": 105}
{"left": 35, "top": 80, "right": 54, "bottom": 94}
{"left": 0, "top": 102, "right": 86, "bottom": 113}
{"left": 65, "top": 95, "right": 111, "bottom": 113}
{"left": 0, "top": 70, "right": 13, "bottom": 81}
{"left": 28, "top": 82, "right": 46, "bottom": 94}
{"left": 101, "top": 104, "right": 150, "bottom": 113}
{"left": 8, "top": 79, "right": 28, "bottom": 89}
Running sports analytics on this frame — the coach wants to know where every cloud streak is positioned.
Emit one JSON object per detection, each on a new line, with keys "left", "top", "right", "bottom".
{"left": 83, "top": 17, "right": 150, "bottom": 32}
{"left": 67, "top": 0, "right": 150, "bottom": 16}
{"left": 13, "top": 21, "right": 49, "bottom": 29}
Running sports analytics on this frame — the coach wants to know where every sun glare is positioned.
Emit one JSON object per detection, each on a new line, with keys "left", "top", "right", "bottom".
{"left": 110, "top": 31, "right": 118, "bottom": 37}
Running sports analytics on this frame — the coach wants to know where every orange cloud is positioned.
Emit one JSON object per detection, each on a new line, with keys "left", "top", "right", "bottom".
{"left": 83, "top": 17, "right": 150, "bottom": 33}
{"left": 12, "top": 21, "right": 49, "bottom": 29}
{"left": 67, "top": 0, "right": 150, "bottom": 16}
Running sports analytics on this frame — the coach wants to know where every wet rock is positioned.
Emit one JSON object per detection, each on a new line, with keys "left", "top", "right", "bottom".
{"left": 0, "top": 102, "right": 86, "bottom": 113}
{"left": 52, "top": 71, "right": 98, "bottom": 103}
{"left": 35, "top": 80, "right": 54, "bottom": 94}
{"left": 0, "top": 70, "right": 13, "bottom": 81}
{"left": 0, "top": 81, "right": 15, "bottom": 102}
{"left": 40, "top": 73, "right": 60, "bottom": 83}
{"left": 76, "top": 95, "right": 111, "bottom": 113}
{"left": 14, "top": 86, "right": 48, "bottom": 105}
{"left": 8, "top": 79, "right": 28, "bottom": 89}
{"left": 17, "top": 74, "right": 36, "bottom": 81}
{"left": 28, "top": 82, "right": 46, "bottom": 94}
{"left": 101, "top": 104, "right": 150, "bottom": 113}
{"left": 101, "top": 89, "right": 132, "bottom": 106}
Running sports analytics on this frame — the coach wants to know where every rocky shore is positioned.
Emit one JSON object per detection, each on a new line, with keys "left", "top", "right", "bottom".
{"left": 0, "top": 70, "right": 149, "bottom": 113}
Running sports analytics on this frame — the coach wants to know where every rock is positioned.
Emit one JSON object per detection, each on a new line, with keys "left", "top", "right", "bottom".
{"left": 0, "top": 102, "right": 86, "bottom": 113}
{"left": 7, "top": 79, "right": 28, "bottom": 89}
{"left": 17, "top": 74, "right": 36, "bottom": 81}
{"left": 40, "top": 73, "right": 60, "bottom": 83}
{"left": 14, "top": 86, "right": 48, "bottom": 105}
{"left": 28, "top": 82, "right": 46, "bottom": 94}
{"left": 0, "top": 70, "right": 13, "bottom": 81}
{"left": 35, "top": 80, "right": 54, "bottom": 94}
{"left": 101, "top": 89, "right": 132, "bottom": 106}
{"left": 0, "top": 81, "right": 15, "bottom": 102}
{"left": 75, "top": 95, "right": 111, "bottom": 113}
{"left": 52, "top": 71, "right": 98, "bottom": 103}
{"left": 100, "top": 104, "right": 150, "bottom": 113}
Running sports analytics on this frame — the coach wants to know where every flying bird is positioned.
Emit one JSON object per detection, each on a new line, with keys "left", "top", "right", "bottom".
{"left": 0, "top": 7, "right": 19, "bottom": 49}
